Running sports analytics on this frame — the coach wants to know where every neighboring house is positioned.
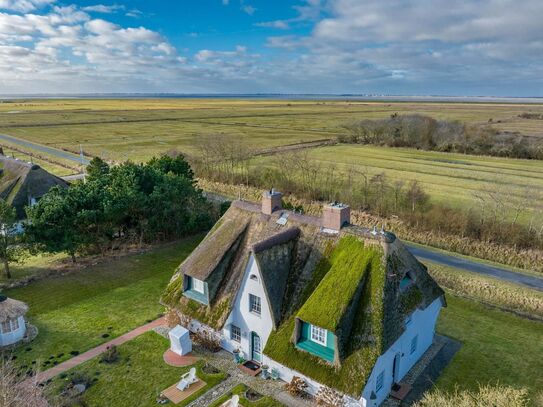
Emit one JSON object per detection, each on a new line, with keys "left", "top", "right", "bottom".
{"left": 0, "top": 155, "right": 68, "bottom": 219}
{"left": 162, "top": 189, "right": 445, "bottom": 406}
{"left": 0, "top": 294, "right": 28, "bottom": 347}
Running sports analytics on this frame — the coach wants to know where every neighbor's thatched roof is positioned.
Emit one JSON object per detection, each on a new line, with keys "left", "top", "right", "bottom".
{"left": 0, "top": 155, "right": 68, "bottom": 219}
{"left": 0, "top": 295, "right": 28, "bottom": 323}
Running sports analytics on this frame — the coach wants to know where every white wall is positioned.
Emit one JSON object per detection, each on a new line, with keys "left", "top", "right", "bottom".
{"left": 360, "top": 297, "right": 443, "bottom": 406}
{"left": 0, "top": 316, "right": 26, "bottom": 347}
{"left": 222, "top": 254, "right": 274, "bottom": 361}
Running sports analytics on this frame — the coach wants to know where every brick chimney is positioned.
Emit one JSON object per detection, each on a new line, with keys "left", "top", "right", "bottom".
{"left": 322, "top": 202, "right": 350, "bottom": 231}
{"left": 262, "top": 188, "right": 282, "bottom": 215}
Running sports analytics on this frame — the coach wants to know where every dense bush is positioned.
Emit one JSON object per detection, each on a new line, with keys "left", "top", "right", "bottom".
{"left": 414, "top": 384, "right": 529, "bottom": 407}
{"left": 340, "top": 114, "right": 543, "bottom": 160}
{"left": 25, "top": 154, "right": 213, "bottom": 261}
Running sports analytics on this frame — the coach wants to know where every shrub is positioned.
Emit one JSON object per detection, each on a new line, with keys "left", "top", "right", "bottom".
{"left": 100, "top": 346, "right": 120, "bottom": 364}
{"left": 316, "top": 386, "right": 344, "bottom": 406}
{"left": 414, "top": 384, "right": 529, "bottom": 407}
{"left": 285, "top": 376, "right": 308, "bottom": 397}
{"left": 193, "top": 328, "right": 221, "bottom": 352}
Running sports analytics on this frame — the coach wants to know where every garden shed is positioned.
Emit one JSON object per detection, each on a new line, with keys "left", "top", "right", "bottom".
{"left": 0, "top": 294, "right": 28, "bottom": 347}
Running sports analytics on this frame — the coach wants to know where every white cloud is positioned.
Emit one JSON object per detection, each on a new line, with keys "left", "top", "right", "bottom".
{"left": 0, "top": 0, "right": 54, "bottom": 13}
{"left": 241, "top": 5, "right": 255, "bottom": 15}
{"left": 82, "top": 4, "right": 125, "bottom": 14}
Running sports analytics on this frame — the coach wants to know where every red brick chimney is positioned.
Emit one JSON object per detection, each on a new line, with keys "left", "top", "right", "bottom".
{"left": 322, "top": 202, "right": 350, "bottom": 231}
{"left": 262, "top": 188, "right": 282, "bottom": 215}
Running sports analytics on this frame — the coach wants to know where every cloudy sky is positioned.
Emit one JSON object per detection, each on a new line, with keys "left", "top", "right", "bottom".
{"left": 1, "top": 0, "right": 542, "bottom": 96}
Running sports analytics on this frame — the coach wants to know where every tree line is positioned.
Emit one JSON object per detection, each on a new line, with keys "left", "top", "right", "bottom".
{"left": 0, "top": 154, "right": 213, "bottom": 278}
{"left": 340, "top": 114, "right": 543, "bottom": 160}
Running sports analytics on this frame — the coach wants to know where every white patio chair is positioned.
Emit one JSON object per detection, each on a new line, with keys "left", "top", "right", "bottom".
{"left": 176, "top": 367, "right": 198, "bottom": 391}
{"left": 229, "top": 395, "right": 239, "bottom": 407}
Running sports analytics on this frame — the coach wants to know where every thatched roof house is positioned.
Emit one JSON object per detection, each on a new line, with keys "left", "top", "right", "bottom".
{"left": 0, "top": 295, "right": 28, "bottom": 323}
{"left": 0, "top": 294, "right": 28, "bottom": 347}
{"left": 162, "top": 191, "right": 445, "bottom": 405}
{"left": 0, "top": 155, "right": 68, "bottom": 219}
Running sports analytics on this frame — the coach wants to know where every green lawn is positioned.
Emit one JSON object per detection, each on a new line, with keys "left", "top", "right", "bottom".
{"left": 6, "top": 235, "right": 203, "bottom": 368}
{"left": 208, "top": 384, "right": 284, "bottom": 407}
{"left": 436, "top": 294, "right": 543, "bottom": 404}
{"left": 47, "top": 332, "right": 227, "bottom": 407}
{"left": 0, "top": 252, "right": 69, "bottom": 286}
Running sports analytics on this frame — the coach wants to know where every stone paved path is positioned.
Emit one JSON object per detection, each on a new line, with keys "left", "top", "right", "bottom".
{"left": 187, "top": 346, "right": 312, "bottom": 407}
{"left": 33, "top": 317, "right": 165, "bottom": 383}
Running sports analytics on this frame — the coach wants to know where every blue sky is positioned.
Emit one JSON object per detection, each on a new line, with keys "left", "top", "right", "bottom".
{"left": 0, "top": 0, "right": 542, "bottom": 96}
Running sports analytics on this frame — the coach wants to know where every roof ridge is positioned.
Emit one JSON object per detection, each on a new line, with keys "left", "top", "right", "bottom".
{"left": 252, "top": 226, "right": 300, "bottom": 253}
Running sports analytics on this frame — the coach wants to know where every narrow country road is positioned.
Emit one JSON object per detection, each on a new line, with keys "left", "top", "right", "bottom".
{"left": 406, "top": 243, "right": 543, "bottom": 291}
{"left": 0, "top": 133, "right": 90, "bottom": 165}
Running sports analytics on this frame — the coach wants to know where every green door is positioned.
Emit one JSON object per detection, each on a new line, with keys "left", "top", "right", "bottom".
{"left": 251, "top": 332, "right": 262, "bottom": 363}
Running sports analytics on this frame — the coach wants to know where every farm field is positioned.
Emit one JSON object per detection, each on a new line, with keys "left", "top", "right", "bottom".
{"left": 1, "top": 99, "right": 543, "bottom": 161}
{"left": 1, "top": 98, "right": 542, "bottom": 219}
{"left": 253, "top": 144, "right": 543, "bottom": 218}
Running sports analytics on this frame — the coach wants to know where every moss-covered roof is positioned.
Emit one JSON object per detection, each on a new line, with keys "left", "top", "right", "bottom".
{"left": 296, "top": 236, "right": 382, "bottom": 332}
{"left": 0, "top": 155, "right": 68, "bottom": 219}
{"left": 162, "top": 199, "right": 445, "bottom": 395}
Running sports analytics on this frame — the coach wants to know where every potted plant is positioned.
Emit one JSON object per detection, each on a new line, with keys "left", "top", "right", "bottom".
{"left": 233, "top": 348, "right": 240, "bottom": 363}
{"left": 261, "top": 364, "right": 270, "bottom": 379}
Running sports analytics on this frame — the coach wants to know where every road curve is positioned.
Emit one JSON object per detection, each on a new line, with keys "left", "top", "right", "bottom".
{"left": 406, "top": 243, "right": 543, "bottom": 291}
{"left": 0, "top": 133, "right": 90, "bottom": 165}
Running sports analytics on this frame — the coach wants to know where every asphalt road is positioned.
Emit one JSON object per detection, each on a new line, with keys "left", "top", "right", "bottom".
{"left": 0, "top": 133, "right": 90, "bottom": 165}
{"left": 406, "top": 243, "right": 543, "bottom": 291}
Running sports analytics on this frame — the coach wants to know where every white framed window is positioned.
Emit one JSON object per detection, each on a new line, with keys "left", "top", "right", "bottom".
{"left": 410, "top": 335, "right": 418, "bottom": 355}
{"left": 376, "top": 370, "right": 384, "bottom": 392}
{"left": 250, "top": 274, "right": 259, "bottom": 282}
{"left": 1, "top": 320, "right": 12, "bottom": 334}
{"left": 192, "top": 278, "right": 205, "bottom": 294}
{"left": 11, "top": 318, "right": 19, "bottom": 331}
{"left": 231, "top": 325, "right": 241, "bottom": 343}
{"left": 249, "top": 294, "right": 261, "bottom": 315}
{"left": 310, "top": 325, "right": 327, "bottom": 346}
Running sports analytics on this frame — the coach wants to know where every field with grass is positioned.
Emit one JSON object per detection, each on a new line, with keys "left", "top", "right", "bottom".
{"left": 5, "top": 236, "right": 203, "bottom": 368}
{"left": 1, "top": 98, "right": 542, "bottom": 221}
{"left": 253, "top": 144, "right": 543, "bottom": 218}
{"left": 436, "top": 294, "right": 543, "bottom": 405}
{"left": 47, "top": 333, "right": 227, "bottom": 407}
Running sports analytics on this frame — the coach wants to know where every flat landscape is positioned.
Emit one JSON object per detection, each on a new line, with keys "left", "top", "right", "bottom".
{"left": 2, "top": 98, "right": 542, "bottom": 220}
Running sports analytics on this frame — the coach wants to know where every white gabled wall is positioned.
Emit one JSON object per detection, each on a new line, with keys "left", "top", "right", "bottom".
{"left": 0, "top": 316, "right": 26, "bottom": 346}
{"left": 360, "top": 297, "right": 443, "bottom": 406}
{"left": 222, "top": 254, "right": 274, "bottom": 361}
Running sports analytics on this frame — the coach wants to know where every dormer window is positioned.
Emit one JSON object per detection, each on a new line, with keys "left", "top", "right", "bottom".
{"left": 192, "top": 278, "right": 205, "bottom": 294}
{"left": 400, "top": 272, "right": 414, "bottom": 291}
{"left": 310, "top": 325, "right": 327, "bottom": 346}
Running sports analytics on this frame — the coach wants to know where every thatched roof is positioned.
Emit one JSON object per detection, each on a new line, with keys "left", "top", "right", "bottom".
{"left": 0, "top": 295, "right": 28, "bottom": 323}
{"left": 0, "top": 155, "right": 68, "bottom": 219}
{"left": 163, "top": 199, "right": 445, "bottom": 395}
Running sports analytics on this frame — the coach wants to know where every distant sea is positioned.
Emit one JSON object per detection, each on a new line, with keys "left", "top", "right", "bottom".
{"left": 0, "top": 93, "right": 542, "bottom": 104}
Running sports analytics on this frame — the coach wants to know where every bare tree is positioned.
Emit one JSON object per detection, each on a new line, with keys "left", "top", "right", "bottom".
{"left": 0, "top": 359, "right": 48, "bottom": 406}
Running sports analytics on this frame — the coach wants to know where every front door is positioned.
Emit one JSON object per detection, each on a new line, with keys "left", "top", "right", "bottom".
{"left": 392, "top": 353, "right": 401, "bottom": 383}
{"left": 251, "top": 332, "right": 262, "bottom": 363}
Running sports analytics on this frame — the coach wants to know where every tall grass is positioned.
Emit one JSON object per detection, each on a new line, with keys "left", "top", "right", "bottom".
{"left": 415, "top": 384, "right": 530, "bottom": 407}
{"left": 427, "top": 262, "right": 543, "bottom": 319}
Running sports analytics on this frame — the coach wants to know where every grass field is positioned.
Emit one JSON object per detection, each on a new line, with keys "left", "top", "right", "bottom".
{"left": 5, "top": 236, "right": 203, "bottom": 368}
{"left": 436, "top": 294, "right": 543, "bottom": 405}
{"left": 252, "top": 144, "right": 543, "bottom": 218}
{"left": 1, "top": 98, "right": 542, "bottom": 219}
{"left": 47, "top": 333, "right": 227, "bottom": 407}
